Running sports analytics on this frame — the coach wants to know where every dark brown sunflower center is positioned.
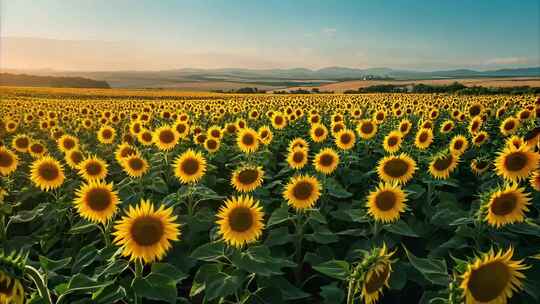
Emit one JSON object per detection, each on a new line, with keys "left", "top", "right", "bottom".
{"left": 443, "top": 124, "right": 452, "bottom": 131}
{"left": 467, "top": 261, "right": 510, "bottom": 302}
{"left": 242, "top": 133, "right": 255, "bottom": 146}
{"left": 102, "top": 129, "right": 113, "bottom": 139}
{"left": 159, "top": 130, "right": 175, "bottom": 144}
{"left": 0, "top": 152, "right": 14, "bottom": 167}
{"left": 475, "top": 161, "right": 488, "bottom": 170}
{"left": 340, "top": 133, "right": 352, "bottom": 144}
{"left": 418, "top": 132, "right": 428, "bottom": 142}
{"left": 400, "top": 124, "right": 409, "bottom": 133}
{"left": 142, "top": 132, "right": 152, "bottom": 142}
{"left": 361, "top": 123, "right": 374, "bottom": 134}
{"left": 293, "top": 152, "right": 305, "bottom": 163}
{"left": 475, "top": 134, "right": 485, "bottom": 143}
{"left": 206, "top": 139, "right": 218, "bottom": 149}
{"left": 181, "top": 158, "right": 200, "bottom": 175}
{"left": 387, "top": 136, "right": 398, "bottom": 147}
{"left": 320, "top": 154, "right": 335, "bottom": 167}
{"left": 63, "top": 138, "right": 75, "bottom": 149}
{"left": 228, "top": 207, "right": 254, "bottom": 232}
{"left": 469, "top": 105, "right": 481, "bottom": 116}
{"left": 375, "top": 191, "right": 396, "bottom": 211}
{"left": 121, "top": 147, "right": 136, "bottom": 158}
{"left": 433, "top": 155, "right": 453, "bottom": 171}
{"left": 31, "top": 144, "right": 44, "bottom": 154}
{"left": 129, "top": 157, "right": 145, "bottom": 171}
{"left": 315, "top": 128, "right": 325, "bottom": 137}
{"left": 365, "top": 265, "right": 390, "bottom": 293}
{"left": 504, "top": 121, "right": 515, "bottom": 130}
{"left": 15, "top": 137, "right": 29, "bottom": 148}
{"left": 293, "top": 181, "right": 314, "bottom": 200}
{"left": 260, "top": 130, "right": 269, "bottom": 138}
{"left": 383, "top": 159, "right": 409, "bottom": 178}
{"left": 490, "top": 193, "right": 518, "bottom": 216}
{"left": 38, "top": 163, "right": 60, "bottom": 181}
{"left": 237, "top": 169, "right": 259, "bottom": 185}
{"left": 86, "top": 188, "right": 112, "bottom": 211}
{"left": 453, "top": 140, "right": 463, "bottom": 150}
{"left": 70, "top": 152, "right": 83, "bottom": 164}
{"left": 211, "top": 130, "right": 220, "bottom": 138}
{"left": 274, "top": 116, "right": 284, "bottom": 125}
{"left": 85, "top": 162, "right": 103, "bottom": 176}
{"left": 504, "top": 152, "right": 527, "bottom": 171}
{"left": 376, "top": 113, "right": 384, "bottom": 120}
{"left": 130, "top": 216, "right": 164, "bottom": 246}
{"left": 133, "top": 124, "right": 141, "bottom": 133}
{"left": 176, "top": 124, "right": 186, "bottom": 134}
{"left": 0, "top": 276, "right": 15, "bottom": 296}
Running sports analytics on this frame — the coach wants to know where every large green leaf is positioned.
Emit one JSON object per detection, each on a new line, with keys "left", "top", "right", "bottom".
{"left": 191, "top": 241, "right": 225, "bottom": 261}
{"left": 404, "top": 247, "right": 449, "bottom": 286}
{"left": 313, "top": 260, "right": 350, "bottom": 280}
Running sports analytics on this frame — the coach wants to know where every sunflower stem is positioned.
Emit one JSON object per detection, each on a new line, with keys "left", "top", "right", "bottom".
{"left": 133, "top": 259, "right": 144, "bottom": 304}
{"left": 25, "top": 265, "right": 52, "bottom": 304}
{"left": 346, "top": 278, "right": 355, "bottom": 304}
{"left": 294, "top": 212, "right": 306, "bottom": 285}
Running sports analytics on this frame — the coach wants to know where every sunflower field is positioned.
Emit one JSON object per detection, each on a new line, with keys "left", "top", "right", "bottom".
{"left": 1, "top": 87, "right": 540, "bottom": 304}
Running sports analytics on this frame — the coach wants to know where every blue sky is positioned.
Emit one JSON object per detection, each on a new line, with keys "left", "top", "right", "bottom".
{"left": 1, "top": 0, "right": 539, "bottom": 70}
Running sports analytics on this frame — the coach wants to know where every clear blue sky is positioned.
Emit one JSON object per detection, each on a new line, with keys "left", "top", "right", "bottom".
{"left": 1, "top": 0, "right": 539, "bottom": 70}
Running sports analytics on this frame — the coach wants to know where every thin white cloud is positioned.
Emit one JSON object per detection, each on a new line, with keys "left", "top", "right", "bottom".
{"left": 484, "top": 57, "right": 530, "bottom": 65}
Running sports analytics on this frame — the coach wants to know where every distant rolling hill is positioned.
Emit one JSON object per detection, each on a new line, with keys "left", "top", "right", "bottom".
{"left": 0, "top": 73, "right": 110, "bottom": 88}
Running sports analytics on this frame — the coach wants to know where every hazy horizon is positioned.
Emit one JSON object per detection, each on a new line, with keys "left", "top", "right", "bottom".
{"left": 1, "top": 0, "right": 539, "bottom": 72}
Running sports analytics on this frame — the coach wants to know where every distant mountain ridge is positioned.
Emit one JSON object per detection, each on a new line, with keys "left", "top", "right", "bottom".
{"left": 0, "top": 73, "right": 110, "bottom": 88}
{"left": 1, "top": 66, "right": 538, "bottom": 88}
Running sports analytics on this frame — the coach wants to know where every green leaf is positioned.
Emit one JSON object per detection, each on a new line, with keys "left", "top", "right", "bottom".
{"left": 39, "top": 255, "right": 72, "bottom": 272}
{"left": 309, "top": 210, "right": 327, "bottom": 224}
{"left": 190, "top": 264, "right": 222, "bottom": 297}
{"left": 92, "top": 284, "right": 126, "bottom": 304}
{"left": 449, "top": 217, "right": 474, "bottom": 226}
{"left": 267, "top": 205, "right": 291, "bottom": 227}
{"left": 320, "top": 282, "right": 345, "bottom": 304}
{"left": 149, "top": 177, "right": 169, "bottom": 194}
{"left": 132, "top": 273, "right": 177, "bottom": 304}
{"left": 404, "top": 247, "right": 449, "bottom": 286}
{"left": 94, "top": 259, "right": 129, "bottom": 278}
{"left": 231, "top": 246, "right": 294, "bottom": 276}
{"left": 57, "top": 273, "right": 114, "bottom": 303}
{"left": 259, "top": 276, "right": 310, "bottom": 300}
{"left": 68, "top": 221, "right": 98, "bottom": 235}
{"left": 191, "top": 241, "right": 225, "bottom": 261}
{"left": 150, "top": 263, "right": 188, "bottom": 282}
{"left": 326, "top": 178, "right": 353, "bottom": 199}
{"left": 384, "top": 220, "right": 419, "bottom": 237}
{"left": 313, "top": 260, "right": 350, "bottom": 280}
{"left": 205, "top": 271, "right": 245, "bottom": 301}
{"left": 406, "top": 184, "right": 426, "bottom": 200}
{"left": 8, "top": 204, "right": 46, "bottom": 224}
{"left": 264, "top": 227, "right": 294, "bottom": 247}
{"left": 71, "top": 244, "right": 98, "bottom": 273}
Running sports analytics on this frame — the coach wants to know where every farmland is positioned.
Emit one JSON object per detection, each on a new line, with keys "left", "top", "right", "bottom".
{"left": 0, "top": 86, "right": 539, "bottom": 304}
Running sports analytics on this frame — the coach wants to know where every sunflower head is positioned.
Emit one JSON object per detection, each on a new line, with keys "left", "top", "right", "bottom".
{"left": 366, "top": 183, "right": 407, "bottom": 223}
{"left": 313, "top": 148, "right": 339, "bottom": 175}
{"left": 414, "top": 128, "right": 433, "bottom": 150}
{"left": 216, "top": 195, "right": 265, "bottom": 248}
{"left": 57, "top": 134, "right": 79, "bottom": 153}
{"left": 495, "top": 145, "right": 540, "bottom": 182}
{"left": 231, "top": 166, "right": 264, "bottom": 193}
{"left": 449, "top": 135, "right": 469, "bottom": 156}
{"left": 173, "top": 149, "right": 207, "bottom": 184}
{"left": 97, "top": 125, "right": 116, "bottom": 144}
{"left": 78, "top": 156, "right": 109, "bottom": 181}
{"left": 28, "top": 140, "right": 47, "bottom": 158}
{"left": 470, "top": 158, "right": 490, "bottom": 176}
{"left": 30, "top": 156, "right": 65, "bottom": 191}
{"left": 287, "top": 147, "right": 309, "bottom": 170}
{"left": 530, "top": 170, "right": 540, "bottom": 191}
{"left": 11, "top": 134, "right": 31, "bottom": 153}
{"left": 429, "top": 151, "right": 460, "bottom": 180}
{"left": 258, "top": 126, "right": 273, "bottom": 145}
{"left": 459, "top": 248, "right": 528, "bottom": 304}
{"left": 237, "top": 128, "right": 259, "bottom": 154}
{"left": 383, "top": 131, "right": 402, "bottom": 153}
{"left": 377, "top": 153, "right": 417, "bottom": 185}
{"left": 0, "top": 147, "right": 19, "bottom": 176}
{"left": 310, "top": 123, "right": 328, "bottom": 142}
{"left": 204, "top": 138, "right": 220, "bottom": 153}
{"left": 283, "top": 175, "right": 321, "bottom": 210}
{"left": 74, "top": 180, "right": 120, "bottom": 224}
{"left": 153, "top": 125, "right": 179, "bottom": 151}
{"left": 335, "top": 129, "right": 356, "bottom": 150}
{"left": 0, "top": 250, "right": 26, "bottom": 304}
{"left": 357, "top": 120, "right": 378, "bottom": 140}
{"left": 480, "top": 184, "right": 531, "bottom": 228}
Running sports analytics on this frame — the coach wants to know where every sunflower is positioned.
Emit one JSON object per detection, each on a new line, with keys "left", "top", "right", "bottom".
{"left": 216, "top": 195, "right": 264, "bottom": 247}
{"left": 472, "top": 131, "right": 489, "bottom": 147}
{"left": 500, "top": 117, "right": 520, "bottom": 136}
{"left": 335, "top": 129, "right": 356, "bottom": 150}
{"left": 398, "top": 119, "right": 412, "bottom": 135}
{"left": 357, "top": 119, "right": 378, "bottom": 140}
{"left": 414, "top": 128, "right": 433, "bottom": 150}
{"left": 313, "top": 148, "right": 339, "bottom": 175}
{"left": 310, "top": 123, "right": 328, "bottom": 142}
{"left": 494, "top": 146, "right": 540, "bottom": 181}
{"left": 271, "top": 112, "right": 287, "bottom": 129}
{"left": 121, "top": 154, "right": 149, "bottom": 178}
{"left": 360, "top": 244, "right": 395, "bottom": 304}
{"left": 429, "top": 152, "right": 460, "bottom": 179}
{"left": 0, "top": 147, "right": 19, "bottom": 176}
{"left": 287, "top": 147, "right": 308, "bottom": 169}
{"left": 530, "top": 170, "right": 540, "bottom": 191}
{"left": 78, "top": 156, "right": 108, "bottom": 181}
{"left": 231, "top": 166, "right": 264, "bottom": 192}
{"left": 258, "top": 126, "right": 273, "bottom": 145}
{"left": 113, "top": 200, "right": 180, "bottom": 263}
{"left": 174, "top": 121, "right": 190, "bottom": 139}
{"left": 383, "top": 131, "right": 402, "bottom": 153}
{"left": 524, "top": 127, "right": 540, "bottom": 149}
{"left": 97, "top": 125, "right": 116, "bottom": 144}
{"left": 173, "top": 149, "right": 207, "bottom": 184}
{"left": 28, "top": 141, "right": 47, "bottom": 158}
{"left": 0, "top": 271, "right": 25, "bottom": 304}
{"left": 283, "top": 175, "right": 321, "bottom": 210}
{"left": 505, "top": 135, "right": 524, "bottom": 150}
{"left": 74, "top": 180, "right": 119, "bottom": 223}
{"left": 30, "top": 156, "right": 65, "bottom": 191}
{"left": 57, "top": 134, "right": 79, "bottom": 153}
{"left": 237, "top": 128, "right": 259, "bottom": 154}
{"left": 449, "top": 135, "right": 469, "bottom": 156}
{"left": 440, "top": 120, "right": 454, "bottom": 134}
{"left": 65, "top": 149, "right": 85, "bottom": 169}
{"left": 460, "top": 248, "right": 528, "bottom": 304}
{"left": 366, "top": 183, "right": 407, "bottom": 223}
{"left": 204, "top": 138, "right": 220, "bottom": 153}
{"left": 377, "top": 154, "right": 417, "bottom": 185}
{"left": 483, "top": 184, "right": 531, "bottom": 228}
{"left": 11, "top": 134, "right": 31, "bottom": 153}
{"left": 471, "top": 159, "right": 490, "bottom": 176}
{"left": 153, "top": 125, "right": 179, "bottom": 151}
{"left": 289, "top": 138, "right": 309, "bottom": 152}
{"left": 137, "top": 129, "right": 154, "bottom": 146}
{"left": 114, "top": 143, "right": 138, "bottom": 164}
{"left": 468, "top": 116, "right": 483, "bottom": 134}
{"left": 207, "top": 125, "right": 223, "bottom": 140}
